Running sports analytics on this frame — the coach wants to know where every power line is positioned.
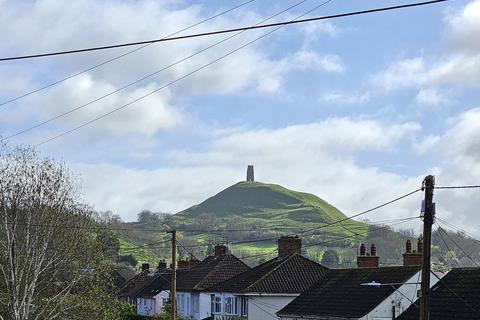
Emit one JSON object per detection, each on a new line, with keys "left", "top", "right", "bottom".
{"left": 4, "top": 0, "right": 313, "bottom": 140}
{"left": 299, "top": 188, "right": 422, "bottom": 235}
{"left": 0, "top": 0, "right": 448, "bottom": 62}
{"left": 435, "top": 217, "right": 480, "bottom": 243}
{"left": 31, "top": 0, "right": 334, "bottom": 148}
{"left": 435, "top": 222, "right": 461, "bottom": 268}
{"left": 435, "top": 185, "right": 480, "bottom": 189}
{"left": 435, "top": 220, "right": 480, "bottom": 267}
{"left": 0, "top": 0, "right": 256, "bottom": 108}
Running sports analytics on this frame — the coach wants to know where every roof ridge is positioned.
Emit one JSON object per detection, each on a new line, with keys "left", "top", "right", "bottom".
{"left": 244, "top": 254, "right": 297, "bottom": 292}
{"left": 195, "top": 253, "right": 248, "bottom": 290}
{"left": 193, "top": 254, "right": 227, "bottom": 290}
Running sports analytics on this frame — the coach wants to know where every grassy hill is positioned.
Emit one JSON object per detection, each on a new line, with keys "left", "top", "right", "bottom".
{"left": 176, "top": 181, "right": 365, "bottom": 230}
{"left": 116, "top": 180, "right": 418, "bottom": 267}
{"left": 172, "top": 181, "right": 370, "bottom": 260}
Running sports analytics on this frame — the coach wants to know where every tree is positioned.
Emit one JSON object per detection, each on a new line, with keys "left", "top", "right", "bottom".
{"left": 0, "top": 147, "right": 122, "bottom": 319}
{"left": 118, "top": 254, "right": 138, "bottom": 267}
{"left": 97, "top": 231, "right": 121, "bottom": 260}
{"left": 321, "top": 249, "right": 340, "bottom": 268}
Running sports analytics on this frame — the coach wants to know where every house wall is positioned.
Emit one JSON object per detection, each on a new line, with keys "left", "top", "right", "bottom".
{"left": 137, "top": 297, "right": 156, "bottom": 316}
{"left": 365, "top": 271, "right": 440, "bottom": 319}
{"left": 177, "top": 291, "right": 193, "bottom": 318}
{"left": 136, "top": 290, "right": 170, "bottom": 316}
{"left": 155, "top": 290, "right": 170, "bottom": 315}
{"left": 198, "top": 292, "right": 213, "bottom": 320}
{"left": 248, "top": 295, "right": 297, "bottom": 320}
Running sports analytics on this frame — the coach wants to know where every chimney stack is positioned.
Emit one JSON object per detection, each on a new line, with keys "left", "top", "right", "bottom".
{"left": 246, "top": 165, "right": 255, "bottom": 182}
{"left": 403, "top": 236, "right": 423, "bottom": 266}
{"left": 157, "top": 260, "right": 167, "bottom": 271}
{"left": 278, "top": 235, "right": 302, "bottom": 257}
{"left": 141, "top": 263, "right": 150, "bottom": 272}
{"left": 214, "top": 244, "right": 227, "bottom": 256}
{"left": 357, "top": 243, "right": 379, "bottom": 268}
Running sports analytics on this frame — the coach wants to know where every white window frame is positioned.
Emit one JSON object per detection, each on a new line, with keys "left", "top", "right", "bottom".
{"left": 212, "top": 295, "right": 222, "bottom": 314}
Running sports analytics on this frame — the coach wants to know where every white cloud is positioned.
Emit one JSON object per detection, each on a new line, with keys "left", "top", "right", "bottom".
{"left": 414, "top": 107, "right": 480, "bottom": 232}
{"left": 416, "top": 108, "right": 480, "bottom": 159}
{"left": 320, "top": 91, "right": 370, "bottom": 105}
{"left": 372, "top": 0, "right": 480, "bottom": 92}
{"left": 0, "top": 0, "right": 344, "bottom": 135}
{"left": 28, "top": 74, "right": 183, "bottom": 136}
{"left": 447, "top": 0, "right": 480, "bottom": 54}
{"left": 415, "top": 88, "right": 449, "bottom": 106}
{"left": 73, "top": 117, "right": 421, "bottom": 223}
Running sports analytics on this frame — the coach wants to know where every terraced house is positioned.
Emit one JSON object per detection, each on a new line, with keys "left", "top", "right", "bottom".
{"left": 204, "top": 236, "right": 329, "bottom": 320}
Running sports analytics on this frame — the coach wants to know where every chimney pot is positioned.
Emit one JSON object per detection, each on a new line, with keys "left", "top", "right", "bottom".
{"left": 360, "top": 243, "right": 366, "bottom": 256}
{"left": 157, "top": 260, "right": 167, "bottom": 271}
{"left": 214, "top": 244, "right": 227, "bottom": 256}
{"left": 178, "top": 259, "right": 189, "bottom": 269}
{"left": 357, "top": 243, "right": 379, "bottom": 268}
{"left": 277, "top": 235, "right": 302, "bottom": 257}
{"left": 141, "top": 263, "right": 150, "bottom": 272}
{"left": 406, "top": 240, "right": 412, "bottom": 253}
{"left": 403, "top": 237, "right": 423, "bottom": 266}
{"left": 417, "top": 235, "right": 423, "bottom": 254}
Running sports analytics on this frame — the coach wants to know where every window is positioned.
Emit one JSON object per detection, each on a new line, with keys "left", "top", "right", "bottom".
{"left": 241, "top": 296, "right": 248, "bottom": 316}
{"left": 225, "top": 297, "right": 233, "bottom": 314}
{"left": 225, "top": 296, "right": 239, "bottom": 315}
{"left": 212, "top": 295, "right": 222, "bottom": 314}
{"left": 193, "top": 294, "right": 199, "bottom": 313}
{"left": 162, "top": 298, "right": 168, "bottom": 311}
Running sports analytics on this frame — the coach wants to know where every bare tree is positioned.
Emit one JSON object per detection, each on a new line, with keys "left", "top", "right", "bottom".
{"left": 0, "top": 147, "right": 103, "bottom": 319}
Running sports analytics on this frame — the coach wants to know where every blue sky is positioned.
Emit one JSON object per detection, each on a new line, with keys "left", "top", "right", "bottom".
{"left": 1, "top": 0, "right": 480, "bottom": 234}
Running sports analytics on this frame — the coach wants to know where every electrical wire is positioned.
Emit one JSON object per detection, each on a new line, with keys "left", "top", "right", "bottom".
{"left": 0, "top": 0, "right": 256, "bottom": 108}
{"left": 435, "top": 217, "right": 480, "bottom": 243}
{"left": 233, "top": 189, "right": 421, "bottom": 245}
{"left": 4, "top": 0, "right": 312, "bottom": 140}
{"left": 435, "top": 222, "right": 461, "bottom": 268}
{"left": 300, "top": 188, "right": 422, "bottom": 235}
{"left": 0, "top": 0, "right": 448, "bottom": 62}
{"left": 31, "top": 0, "right": 335, "bottom": 148}
{"left": 435, "top": 220, "right": 480, "bottom": 267}
{"left": 435, "top": 185, "right": 480, "bottom": 189}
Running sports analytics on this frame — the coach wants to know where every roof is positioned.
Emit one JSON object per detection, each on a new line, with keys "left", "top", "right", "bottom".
{"left": 397, "top": 267, "right": 480, "bottom": 320}
{"left": 117, "top": 270, "right": 157, "bottom": 298}
{"left": 176, "top": 253, "right": 250, "bottom": 291}
{"left": 278, "top": 266, "right": 421, "bottom": 319}
{"left": 205, "top": 254, "right": 329, "bottom": 294}
{"left": 137, "top": 271, "right": 172, "bottom": 297}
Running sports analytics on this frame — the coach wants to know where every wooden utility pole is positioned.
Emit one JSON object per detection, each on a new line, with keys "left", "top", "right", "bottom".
{"left": 168, "top": 230, "right": 177, "bottom": 320}
{"left": 419, "top": 175, "right": 435, "bottom": 320}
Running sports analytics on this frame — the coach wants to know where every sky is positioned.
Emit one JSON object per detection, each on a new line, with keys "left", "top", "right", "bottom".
{"left": 1, "top": 0, "right": 480, "bottom": 235}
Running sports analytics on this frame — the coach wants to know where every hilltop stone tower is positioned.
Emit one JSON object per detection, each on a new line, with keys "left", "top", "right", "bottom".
{"left": 246, "top": 165, "right": 254, "bottom": 181}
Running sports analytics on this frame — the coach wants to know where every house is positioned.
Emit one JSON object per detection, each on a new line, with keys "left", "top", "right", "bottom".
{"left": 135, "top": 261, "right": 171, "bottom": 317}
{"left": 175, "top": 244, "right": 251, "bottom": 320}
{"left": 277, "top": 240, "right": 440, "bottom": 320}
{"left": 397, "top": 267, "right": 480, "bottom": 320}
{"left": 117, "top": 263, "right": 157, "bottom": 307}
{"left": 204, "top": 235, "right": 329, "bottom": 320}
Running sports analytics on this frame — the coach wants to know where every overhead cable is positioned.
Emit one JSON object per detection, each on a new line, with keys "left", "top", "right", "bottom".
{"left": 0, "top": 0, "right": 256, "bottom": 107}
{"left": 0, "top": 0, "right": 448, "bottom": 62}
{"left": 4, "top": 0, "right": 312, "bottom": 140}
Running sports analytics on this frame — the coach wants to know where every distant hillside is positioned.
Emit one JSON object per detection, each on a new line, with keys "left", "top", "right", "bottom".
{"left": 176, "top": 181, "right": 358, "bottom": 229}
{"left": 117, "top": 180, "right": 428, "bottom": 267}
